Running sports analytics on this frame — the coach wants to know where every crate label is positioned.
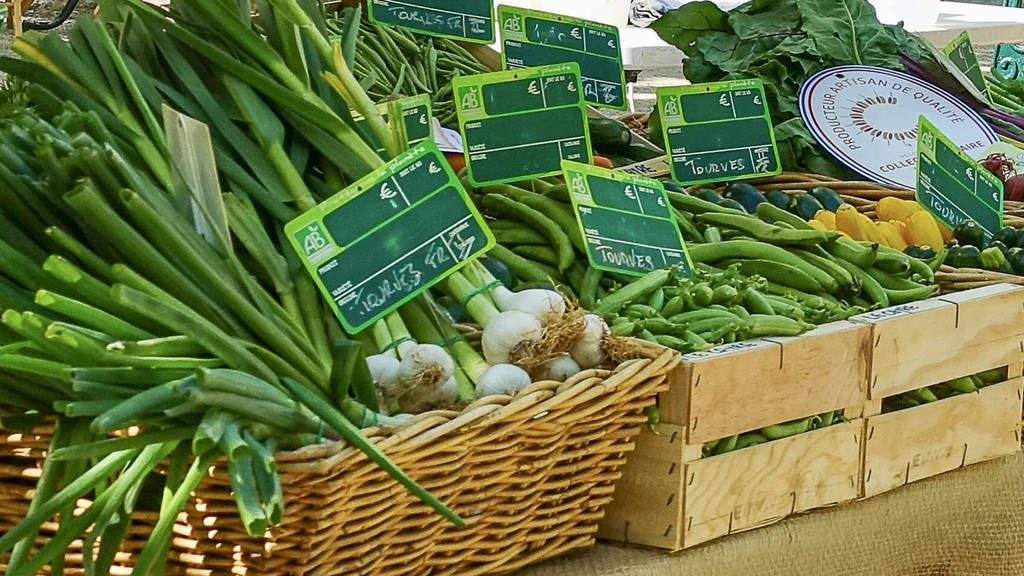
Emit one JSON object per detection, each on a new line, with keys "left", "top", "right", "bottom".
{"left": 353, "top": 94, "right": 432, "bottom": 156}
{"left": 368, "top": 0, "right": 495, "bottom": 43}
{"left": 285, "top": 142, "right": 494, "bottom": 333}
{"left": 562, "top": 160, "right": 692, "bottom": 278}
{"left": 853, "top": 303, "right": 924, "bottom": 323}
{"left": 916, "top": 115, "right": 1003, "bottom": 242}
{"left": 498, "top": 6, "right": 626, "bottom": 109}
{"left": 617, "top": 155, "right": 671, "bottom": 179}
{"left": 683, "top": 340, "right": 768, "bottom": 359}
{"left": 453, "top": 63, "right": 591, "bottom": 186}
{"left": 658, "top": 79, "right": 781, "bottom": 186}
{"left": 943, "top": 31, "right": 989, "bottom": 101}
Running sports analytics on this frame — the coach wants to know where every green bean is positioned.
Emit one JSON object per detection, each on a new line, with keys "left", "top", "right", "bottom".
{"left": 580, "top": 266, "right": 603, "bottom": 310}
{"left": 481, "top": 194, "right": 574, "bottom": 272}
{"left": 762, "top": 416, "right": 814, "bottom": 440}
{"left": 252, "top": 453, "right": 284, "bottom": 525}
{"left": 832, "top": 257, "right": 890, "bottom": 307}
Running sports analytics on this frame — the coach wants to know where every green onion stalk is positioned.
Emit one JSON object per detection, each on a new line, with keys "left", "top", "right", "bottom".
{"left": 0, "top": 0, "right": 480, "bottom": 571}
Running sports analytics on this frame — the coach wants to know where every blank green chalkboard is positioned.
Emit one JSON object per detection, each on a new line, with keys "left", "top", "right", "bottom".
{"left": 368, "top": 0, "right": 494, "bottom": 43}
{"left": 353, "top": 94, "right": 432, "bottom": 157}
{"left": 658, "top": 79, "right": 781, "bottom": 186}
{"left": 454, "top": 63, "right": 591, "bottom": 186}
{"left": 916, "top": 116, "right": 1003, "bottom": 242}
{"left": 562, "top": 160, "right": 692, "bottom": 277}
{"left": 944, "top": 31, "right": 989, "bottom": 100}
{"left": 285, "top": 142, "right": 494, "bottom": 333}
{"left": 498, "top": 6, "right": 626, "bottom": 109}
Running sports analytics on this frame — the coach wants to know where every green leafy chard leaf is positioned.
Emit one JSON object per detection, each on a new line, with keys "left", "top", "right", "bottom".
{"left": 796, "top": 0, "right": 900, "bottom": 68}
{"left": 650, "top": 1, "right": 730, "bottom": 55}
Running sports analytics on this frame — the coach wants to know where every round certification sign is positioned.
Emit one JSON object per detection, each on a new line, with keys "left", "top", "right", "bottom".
{"left": 799, "top": 65, "right": 997, "bottom": 189}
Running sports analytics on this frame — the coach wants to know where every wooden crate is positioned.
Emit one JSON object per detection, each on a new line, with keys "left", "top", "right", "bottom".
{"left": 851, "top": 284, "right": 1024, "bottom": 497}
{"left": 851, "top": 283, "right": 1024, "bottom": 400}
{"left": 862, "top": 372, "right": 1023, "bottom": 498}
{"left": 598, "top": 321, "right": 869, "bottom": 550}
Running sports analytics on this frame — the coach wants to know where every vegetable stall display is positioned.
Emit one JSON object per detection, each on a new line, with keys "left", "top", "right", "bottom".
{"left": 0, "top": 1, "right": 657, "bottom": 573}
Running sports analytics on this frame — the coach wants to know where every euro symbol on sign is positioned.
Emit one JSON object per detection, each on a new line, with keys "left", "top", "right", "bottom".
{"left": 753, "top": 95, "right": 762, "bottom": 105}
{"left": 379, "top": 182, "right": 397, "bottom": 200}
{"left": 966, "top": 167, "right": 975, "bottom": 181}
{"left": 719, "top": 94, "right": 729, "bottom": 106}
{"left": 570, "top": 27, "right": 581, "bottom": 40}
{"left": 528, "top": 81, "right": 540, "bottom": 95}
{"left": 420, "top": 114, "right": 427, "bottom": 124}
{"left": 429, "top": 162, "right": 441, "bottom": 174}
{"left": 608, "top": 39, "right": 616, "bottom": 49}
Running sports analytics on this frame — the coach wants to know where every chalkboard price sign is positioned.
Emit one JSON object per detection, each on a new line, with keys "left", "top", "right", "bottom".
{"left": 657, "top": 79, "right": 781, "bottom": 186}
{"left": 353, "top": 94, "right": 432, "bottom": 157}
{"left": 562, "top": 160, "right": 693, "bottom": 278}
{"left": 916, "top": 116, "right": 1003, "bottom": 242}
{"left": 943, "top": 31, "right": 989, "bottom": 100}
{"left": 498, "top": 6, "right": 626, "bottom": 110}
{"left": 454, "top": 62, "right": 591, "bottom": 186}
{"left": 285, "top": 142, "right": 494, "bottom": 333}
{"left": 368, "top": 0, "right": 495, "bottom": 43}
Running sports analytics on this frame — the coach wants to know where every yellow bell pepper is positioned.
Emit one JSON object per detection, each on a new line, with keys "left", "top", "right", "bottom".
{"left": 937, "top": 221, "right": 953, "bottom": 243}
{"left": 906, "top": 210, "right": 944, "bottom": 250}
{"left": 806, "top": 219, "right": 828, "bottom": 232}
{"left": 835, "top": 205, "right": 863, "bottom": 240}
{"left": 891, "top": 219, "right": 911, "bottom": 245}
{"left": 875, "top": 221, "right": 907, "bottom": 251}
{"left": 813, "top": 209, "right": 837, "bottom": 230}
{"left": 877, "top": 197, "right": 924, "bottom": 224}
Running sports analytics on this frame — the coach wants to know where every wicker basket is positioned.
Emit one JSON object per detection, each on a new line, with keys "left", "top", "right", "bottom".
{"left": 934, "top": 265, "right": 1024, "bottom": 293}
{"left": 0, "top": 419, "right": 167, "bottom": 575}
{"left": 169, "top": 341, "right": 678, "bottom": 576}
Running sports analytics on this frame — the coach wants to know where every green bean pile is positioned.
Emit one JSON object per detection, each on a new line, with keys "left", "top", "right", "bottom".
{"left": 883, "top": 367, "right": 1008, "bottom": 412}
{"left": 702, "top": 410, "right": 847, "bottom": 456}
{"left": 327, "top": 10, "right": 491, "bottom": 124}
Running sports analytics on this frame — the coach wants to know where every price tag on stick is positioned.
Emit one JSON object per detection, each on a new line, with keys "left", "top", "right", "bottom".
{"left": 562, "top": 160, "right": 693, "bottom": 278}
{"left": 498, "top": 6, "right": 627, "bottom": 109}
{"left": 454, "top": 62, "right": 591, "bottom": 186}
{"left": 916, "top": 116, "right": 1003, "bottom": 243}
{"left": 657, "top": 79, "right": 781, "bottom": 186}
{"left": 285, "top": 142, "right": 495, "bottom": 333}
{"left": 352, "top": 94, "right": 433, "bottom": 157}
{"left": 943, "top": 31, "right": 990, "bottom": 100}
{"left": 367, "top": 0, "right": 495, "bottom": 43}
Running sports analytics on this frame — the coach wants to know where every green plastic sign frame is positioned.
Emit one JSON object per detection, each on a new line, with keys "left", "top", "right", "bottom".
{"left": 943, "top": 31, "right": 990, "bottom": 100}
{"left": 497, "top": 5, "right": 626, "bottom": 110}
{"left": 285, "top": 141, "right": 495, "bottom": 334}
{"left": 657, "top": 79, "right": 781, "bottom": 186}
{"left": 367, "top": 0, "right": 495, "bottom": 43}
{"left": 993, "top": 43, "right": 1024, "bottom": 81}
{"left": 562, "top": 160, "right": 693, "bottom": 278}
{"left": 453, "top": 62, "right": 592, "bottom": 187}
{"left": 916, "top": 115, "right": 1003, "bottom": 243}
{"left": 352, "top": 94, "right": 433, "bottom": 156}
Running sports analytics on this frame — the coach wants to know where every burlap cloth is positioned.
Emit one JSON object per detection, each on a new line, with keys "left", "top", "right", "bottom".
{"left": 516, "top": 451, "right": 1024, "bottom": 576}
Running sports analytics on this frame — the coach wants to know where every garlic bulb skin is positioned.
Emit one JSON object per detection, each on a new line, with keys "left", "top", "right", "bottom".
{"left": 570, "top": 314, "right": 607, "bottom": 369}
{"left": 481, "top": 310, "right": 543, "bottom": 364}
{"left": 492, "top": 286, "right": 566, "bottom": 325}
{"left": 475, "top": 363, "right": 532, "bottom": 397}
{"left": 532, "top": 354, "right": 580, "bottom": 382}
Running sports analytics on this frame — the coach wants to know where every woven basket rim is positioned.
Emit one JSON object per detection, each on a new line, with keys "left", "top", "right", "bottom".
{"left": 274, "top": 339, "right": 678, "bottom": 472}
